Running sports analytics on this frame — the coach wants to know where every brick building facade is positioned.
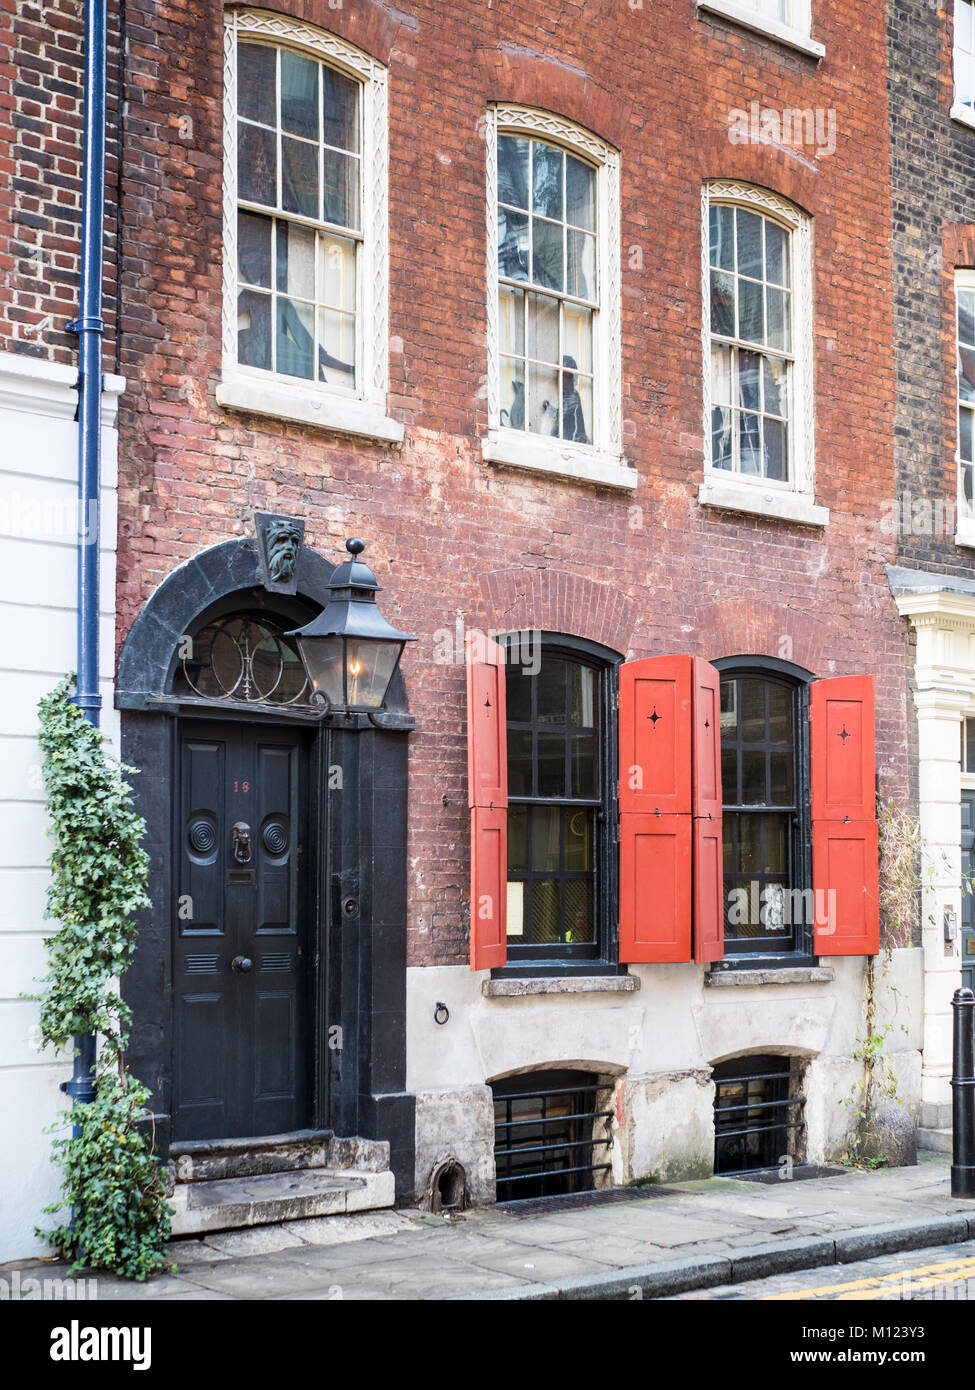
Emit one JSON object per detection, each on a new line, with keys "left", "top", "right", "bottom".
{"left": 0, "top": 0, "right": 926, "bottom": 1254}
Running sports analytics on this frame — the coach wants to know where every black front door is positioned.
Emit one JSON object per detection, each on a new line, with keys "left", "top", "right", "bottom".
{"left": 174, "top": 721, "right": 311, "bottom": 1140}
{"left": 964, "top": 791, "right": 975, "bottom": 994}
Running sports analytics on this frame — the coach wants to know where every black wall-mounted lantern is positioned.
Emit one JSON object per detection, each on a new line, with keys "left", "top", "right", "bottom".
{"left": 288, "top": 538, "right": 415, "bottom": 716}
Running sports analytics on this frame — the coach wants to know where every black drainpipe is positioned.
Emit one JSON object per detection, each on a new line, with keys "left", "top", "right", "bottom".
{"left": 62, "top": 0, "right": 108, "bottom": 1115}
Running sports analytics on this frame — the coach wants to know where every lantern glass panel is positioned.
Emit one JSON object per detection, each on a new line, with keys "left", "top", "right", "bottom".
{"left": 345, "top": 638, "right": 402, "bottom": 708}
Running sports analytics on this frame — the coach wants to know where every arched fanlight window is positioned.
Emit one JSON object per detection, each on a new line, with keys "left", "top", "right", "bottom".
{"left": 173, "top": 613, "right": 311, "bottom": 707}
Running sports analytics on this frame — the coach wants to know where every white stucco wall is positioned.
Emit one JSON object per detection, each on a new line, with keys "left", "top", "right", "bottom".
{"left": 0, "top": 352, "right": 123, "bottom": 1262}
{"left": 407, "top": 948, "right": 924, "bottom": 1197}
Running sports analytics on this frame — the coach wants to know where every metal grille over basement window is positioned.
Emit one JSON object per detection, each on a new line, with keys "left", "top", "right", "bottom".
{"left": 712, "top": 1055, "right": 805, "bottom": 1175}
{"left": 492, "top": 1070, "right": 611, "bottom": 1202}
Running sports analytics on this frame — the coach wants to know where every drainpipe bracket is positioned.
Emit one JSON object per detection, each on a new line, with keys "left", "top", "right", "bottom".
{"left": 66, "top": 317, "right": 105, "bottom": 335}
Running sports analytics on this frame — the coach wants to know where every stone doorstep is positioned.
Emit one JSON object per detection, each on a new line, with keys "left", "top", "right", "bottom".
{"left": 919, "top": 1128, "right": 953, "bottom": 1154}
{"left": 168, "top": 1168, "right": 396, "bottom": 1238}
{"left": 170, "top": 1131, "right": 389, "bottom": 1182}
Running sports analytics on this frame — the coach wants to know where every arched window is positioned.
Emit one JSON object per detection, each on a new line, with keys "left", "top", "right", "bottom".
{"left": 718, "top": 664, "right": 812, "bottom": 958}
{"left": 702, "top": 182, "right": 820, "bottom": 523}
{"left": 503, "top": 637, "right": 619, "bottom": 965}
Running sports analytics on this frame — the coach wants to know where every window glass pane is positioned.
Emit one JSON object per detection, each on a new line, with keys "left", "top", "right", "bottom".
{"left": 962, "top": 348, "right": 975, "bottom": 407}
{"left": 532, "top": 143, "right": 564, "bottom": 220}
{"left": 738, "top": 278, "right": 765, "bottom": 344}
{"left": 237, "top": 288, "right": 272, "bottom": 369}
{"left": 710, "top": 204, "right": 735, "bottom": 271}
{"left": 740, "top": 680, "right": 766, "bottom": 740}
{"left": 768, "top": 683, "right": 792, "bottom": 741}
{"left": 958, "top": 0, "right": 974, "bottom": 56}
{"left": 566, "top": 155, "right": 595, "bottom": 230}
{"left": 736, "top": 208, "right": 764, "bottom": 280}
{"left": 531, "top": 806, "right": 561, "bottom": 872}
{"left": 498, "top": 134, "right": 530, "bottom": 209}
{"left": 565, "top": 878, "right": 594, "bottom": 943}
{"left": 766, "top": 288, "right": 790, "bottom": 352}
{"left": 500, "top": 286, "right": 526, "bottom": 357}
{"left": 323, "top": 67, "right": 359, "bottom": 153}
{"left": 962, "top": 407, "right": 974, "bottom": 465}
{"left": 280, "top": 50, "right": 319, "bottom": 140}
{"left": 721, "top": 747, "right": 737, "bottom": 800}
{"left": 282, "top": 134, "right": 318, "bottom": 218}
{"left": 763, "top": 419, "right": 788, "bottom": 481}
{"left": 563, "top": 305, "right": 593, "bottom": 375}
{"left": 572, "top": 735, "right": 597, "bottom": 799}
{"left": 499, "top": 209, "right": 530, "bottom": 281}
{"left": 566, "top": 230, "right": 596, "bottom": 301}
{"left": 323, "top": 150, "right": 359, "bottom": 229}
{"left": 508, "top": 806, "right": 528, "bottom": 871}
{"left": 507, "top": 667, "right": 532, "bottom": 723}
{"left": 319, "top": 233, "right": 356, "bottom": 310}
{"left": 770, "top": 751, "right": 794, "bottom": 803}
{"left": 238, "top": 42, "right": 276, "bottom": 126}
{"left": 238, "top": 211, "right": 272, "bottom": 287}
{"left": 318, "top": 310, "right": 356, "bottom": 387}
{"left": 764, "top": 814, "right": 789, "bottom": 873}
{"left": 763, "top": 356, "right": 788, "bottom": 417}
{"left": 536, "top": 659, "right": 566, "bottom": 723}
{"left": 276, "top": 220, "right": 315, "bottom": 299}
{"left": 565, "top": 809, "right": 593, "bottom": 871}
{"left": 501, "top": 361, "right": 527, "bottom": 429}
{"left": 741, "top": 751, "right": 766, "bottom": 804}
{"left": 710, "top": 270, "right": 735, "bottom": 337}
{"left": 532, "top": 218, "right": 564, "bottom": 291}
{"left": 964, "top": 461, "right": 974, "bottom": 515}
{"left": 537, "top": 732, "right": 566, "bottom": 797}
{"left": 275, "top": 297, "right": 315, "bottom": 379}
{"left": 765, "top": 222, "right": 789, "bottom": 287}
{"left": 531, "top": 880, "right": 561, "bottom": 943}
{"left": 737, "top": 814, "right": 761, "bottom": 870}
{"left": 562, "top": 364, "right": 591, "bottom": 445}
{"left": 712, "top": 407, "right": 733, "bottom": 469}
{"left": 528, "top": 361, "right": 561, "bottom": 437}
{"left": 738, "top": 350, "right": 761, "bottom": 413}
{"left": 527, "top": 292, "right": 560, "bottom": 365}
{"left": 739, "top": 413, "right": 762, "bottom": 474}
{"left": 507, "top": 730, "right": 533, "bottom": 796}
{"left": 238, "top": 121, "right": 277, "bottom": 206}
{"left": 712, "top": 344, "right": 733, "bottom": 406}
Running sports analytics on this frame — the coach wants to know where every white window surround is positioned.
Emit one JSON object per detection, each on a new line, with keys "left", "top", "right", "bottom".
{"left": 218, "top": 10, "right": 402, "bottom": 446}
{"left": 956, "top": 269, "right": 975, "bottom": 547}
{"left": 696, "top": 0, "right": 824, "bottom": 60}
{"left": 482, "top": 105, "right": 634, "bottom": 492}
{"left": 700, "top": 180, "right": 825, "bottom": 527}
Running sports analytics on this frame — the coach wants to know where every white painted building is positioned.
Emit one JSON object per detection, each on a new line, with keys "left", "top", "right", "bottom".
{"left": 0, "top": 351, "right": 123, "bottom": 1261}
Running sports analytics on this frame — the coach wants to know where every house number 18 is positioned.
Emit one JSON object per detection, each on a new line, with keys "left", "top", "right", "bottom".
{"left": 233, "top": 781, "right": 250, "bottom": 794}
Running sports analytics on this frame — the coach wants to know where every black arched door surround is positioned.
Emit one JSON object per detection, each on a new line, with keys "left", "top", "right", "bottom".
{"left": 116, "top": 535, "right": 416, "bottom": 1197}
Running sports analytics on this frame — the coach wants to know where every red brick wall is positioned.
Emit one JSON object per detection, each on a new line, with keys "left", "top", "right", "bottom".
{"left": 0, "top": 0, "right": 120, "bottom": 365}
{"left": 114, "top": 0, "right": 908, "bottom": 968}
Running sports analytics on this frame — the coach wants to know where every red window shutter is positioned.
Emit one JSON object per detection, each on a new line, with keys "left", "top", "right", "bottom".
{"left": 466, "top": 634, "right": 507, "bottom": 969}
{"left": 810, "top": 675, "right": 875, "bottom": 822}
{"left": 691, "top": 658, "right": 724, "bottom": 963}
{"left": 811, "top": 675, "right": 879, "bottom": 956}
{"left": 693, "top": 817, "right": 724, "bottom": 964}
{"left": 618, "top": 656, "right": 692, "bottom": 816}
{"left": 692, "top": 658, "right": 722, "bottom": 822}
{"left": 619, "top": 815, "right": 692, "bottom": 963}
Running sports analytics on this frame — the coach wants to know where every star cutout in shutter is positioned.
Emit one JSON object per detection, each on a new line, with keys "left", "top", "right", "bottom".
{"left": 838, "top": 725, "right": 850, "bottom": 743}
{"left": 648, "top": 707, "right": 661, "bottom": 726}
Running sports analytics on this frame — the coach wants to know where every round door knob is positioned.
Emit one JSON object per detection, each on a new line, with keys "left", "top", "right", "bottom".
{"left": 231, "top": 955, "right": 253, "bottom": 974}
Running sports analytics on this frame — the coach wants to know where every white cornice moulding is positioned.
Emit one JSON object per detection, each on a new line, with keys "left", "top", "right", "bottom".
{"left": 0, "top": 353, "right": 125, "bottom": 425}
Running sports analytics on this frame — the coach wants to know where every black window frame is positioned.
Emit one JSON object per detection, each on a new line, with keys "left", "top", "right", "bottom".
{"left": 492, "top": 632, "right": 623, "bottom": 978}
{"left": 711, "top": 655, "right": 815, "bottom": 970}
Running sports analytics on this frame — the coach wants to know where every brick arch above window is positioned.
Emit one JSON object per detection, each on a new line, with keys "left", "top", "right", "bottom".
{"left": 475, "top": 568, "right": 635, "bottom": 657}
{"left": 693, "top": 598, "right": 829, "bottom": 676}
{"left": 944, "top": 223, "right": 975, "bottom": 270}
{"left": 476, "top": 44, "right": 631, "bottom": 150}
{"left": 697, "top": 130, "right": 820, "bottom": 218}
{"left": 224, "top": 0, "right": 407, "bottom": 66}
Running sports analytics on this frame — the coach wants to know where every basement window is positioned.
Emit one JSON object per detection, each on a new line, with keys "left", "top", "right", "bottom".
{"left": 712, "top": 1054, "right": 806, "bottom": 1175}
{"left": 492, "top": 1070, "right": 612, "bottom": 1202}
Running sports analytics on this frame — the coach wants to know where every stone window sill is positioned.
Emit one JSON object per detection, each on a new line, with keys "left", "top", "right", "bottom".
{"left": 482, "top": 432, "right": 638, "bottom": 490}
{"left": 705, "top": 966, "right": 835, "bottom": 987}
{"left": 699, "top": 478, "right": 829, "bottom": 528}
{"left": 217, "top": 373, "right": 404, "bottom": 446}
{"left": 483, "top": 975, "right": 641, "bottom": 998}
{"left": 956, "top": 517, "right": 975, "bottom": 550}
{"left": 950, "top": 102, "right": 975, "bottom": 133}
{"left": 696, "top": 0, "right": 824, "bottom": 59}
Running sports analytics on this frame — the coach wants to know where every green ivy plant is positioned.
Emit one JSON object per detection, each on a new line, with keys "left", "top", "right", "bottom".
{"left": 27, "top": 675, "right": 173, "bottom": 1280}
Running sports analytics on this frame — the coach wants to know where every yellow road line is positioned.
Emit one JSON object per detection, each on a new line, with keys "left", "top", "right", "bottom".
{"left": 765, "top": 1253, "right": 975, "bottom": 1300}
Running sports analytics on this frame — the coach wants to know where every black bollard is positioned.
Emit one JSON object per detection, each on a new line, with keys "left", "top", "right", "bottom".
{"left": 951, "top": 987, "right": 975, "bottom": 1198}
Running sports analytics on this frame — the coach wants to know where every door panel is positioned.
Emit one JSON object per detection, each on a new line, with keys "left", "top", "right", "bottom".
{"left": 174, "top": 722, "right": 310, "bottom": 1141}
